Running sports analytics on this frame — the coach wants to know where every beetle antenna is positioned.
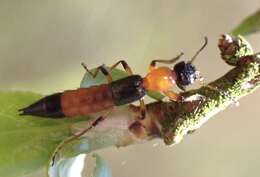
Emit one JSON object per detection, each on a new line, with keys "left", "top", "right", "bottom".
{"left": 189, "top": 37, "right": 208, "bottom": 64}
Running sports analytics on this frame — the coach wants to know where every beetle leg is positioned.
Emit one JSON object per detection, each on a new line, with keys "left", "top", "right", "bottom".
{"left": 81, "top": 63, "right": 112, "bottom": 83}
{"left": 176, "top": 82, "right": 186, "bottom": 92}
{"left": 51, "top": 110, "right": 112, "bottom": 166}
{"left": 163, "top": 90, "right": 183, "bottom": 102}
{"left": 138, "top": 98, "right": 146, "bottom": 120}
{"left": 149, "top": 52, "right": 184, "bottom": 71}
{"left": 109, "top": 60, "right": 133, "bottom": 75}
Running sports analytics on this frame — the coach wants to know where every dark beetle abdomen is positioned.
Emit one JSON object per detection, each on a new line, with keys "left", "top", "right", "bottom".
{"left": 19, "top": 75, "right": 145, "bottom": 118}
{"left": 61, "top": 85, "right": 114, "bottom": 117}
{"left": 110, "top": 75, "right": 145, "bottom": 106}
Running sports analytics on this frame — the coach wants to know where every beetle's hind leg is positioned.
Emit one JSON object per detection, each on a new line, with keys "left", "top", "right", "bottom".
{"left": 51, "top": 111, "right": 111, "bottom": 166}
{"left": 81, "top": 63, "right": 113, "bottom": 83}
{"left": 163, "top": 90, "right": 183, "bottom": 102}
{"left": 138, "top": 98, "right": 146, "bottom": 120}
{"left": 109, "top": 60, "right": 133, "bottom": 75}
{"left": 82, "top": 60, "right": 134, "bottom": 83}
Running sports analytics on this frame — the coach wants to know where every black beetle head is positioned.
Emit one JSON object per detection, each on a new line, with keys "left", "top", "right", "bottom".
{"left": 173, "top": 61, "right": 201, "bottom": 87}
{"left": 172, "top": 37, "right": 207, "bottom": 90}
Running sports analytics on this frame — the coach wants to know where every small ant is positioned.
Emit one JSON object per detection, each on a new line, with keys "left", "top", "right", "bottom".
{"left": 19, "top": 37, "right": 207, "bottom": 120}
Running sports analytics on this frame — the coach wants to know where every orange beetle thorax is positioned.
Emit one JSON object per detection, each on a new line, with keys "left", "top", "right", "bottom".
{"left": 143, "top": 67, "right": 177, "bottom": 92}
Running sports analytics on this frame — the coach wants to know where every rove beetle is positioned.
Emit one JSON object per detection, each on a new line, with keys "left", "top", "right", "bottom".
{"left": 20, "top": 38, "right": 208, "bottom": 164}
{"left": 19, "top": 37, "right": 207, "bottom": 120}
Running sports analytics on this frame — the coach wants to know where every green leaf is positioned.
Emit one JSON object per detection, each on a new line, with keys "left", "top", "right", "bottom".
{"left": 0, "top": 92, "right": 86, "bottom": 177}
{"left": 231, "top": 9, "right": 260, "bottom": 36}
{"left": 92, "top": 154, "right": 112, "bottom": 177}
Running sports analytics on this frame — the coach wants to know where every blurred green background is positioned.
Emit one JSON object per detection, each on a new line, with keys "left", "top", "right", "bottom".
{"left": 1, "top": 0, "right": 260, "bottom": 177}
